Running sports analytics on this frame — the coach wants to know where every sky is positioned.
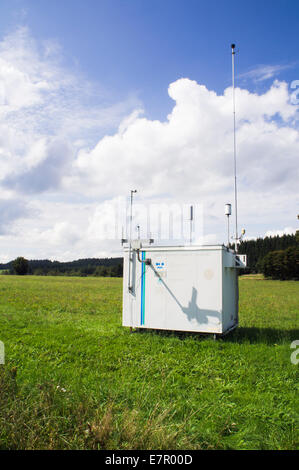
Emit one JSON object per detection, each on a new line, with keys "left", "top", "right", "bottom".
{"left": 0, "top": 0, "right": 298, "bottom": 261}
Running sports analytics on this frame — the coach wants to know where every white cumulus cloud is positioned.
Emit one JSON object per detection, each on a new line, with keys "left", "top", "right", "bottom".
{"left": 265, "top": 227, "right": 297, "bottom": 238}
{"left": 0, "top": 28, "right": 298, "bottom": 261}
{"left": 71, "top": 77, "right": 299, "bottom": 213}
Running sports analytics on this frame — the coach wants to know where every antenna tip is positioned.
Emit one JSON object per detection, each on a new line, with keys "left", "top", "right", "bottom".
{"left": 231, "top": 43, "right": 236, "bottom": 49}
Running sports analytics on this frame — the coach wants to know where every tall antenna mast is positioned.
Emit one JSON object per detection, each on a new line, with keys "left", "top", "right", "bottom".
{"left": 231, "top": 43, "right": 239, "bottom": 252}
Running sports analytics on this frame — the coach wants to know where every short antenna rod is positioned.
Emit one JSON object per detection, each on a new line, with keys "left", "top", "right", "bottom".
{"left": 190, "top": 205, "right": 193, "bottom": 245}
{"left": 231, "top": 43, "right": 238, "bottom": 252}
{"left": 128, "top": 189, "right": 137, "bottom": 292}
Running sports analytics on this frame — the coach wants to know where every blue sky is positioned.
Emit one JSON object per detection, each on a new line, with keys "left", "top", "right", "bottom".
{"left": 2, "top": 0, "right": 299, "bottom": 120}
{"left": 0, "top": 0, "right": 298, "bottom": 260}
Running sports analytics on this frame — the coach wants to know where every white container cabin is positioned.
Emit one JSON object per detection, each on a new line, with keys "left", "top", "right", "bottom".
{"left": 122, "top": 242, "right": 246, "bottom": 336}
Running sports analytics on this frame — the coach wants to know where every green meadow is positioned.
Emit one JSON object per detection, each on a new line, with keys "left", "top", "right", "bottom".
{"left": 0, "top": 275, "right": 298, "bottom": 450}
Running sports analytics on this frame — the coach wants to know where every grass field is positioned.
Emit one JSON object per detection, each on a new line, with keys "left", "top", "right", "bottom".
{"left": 0, "top": 275, "right": 298, "bottom": 450}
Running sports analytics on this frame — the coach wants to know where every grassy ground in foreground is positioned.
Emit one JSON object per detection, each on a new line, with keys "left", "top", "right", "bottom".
{"left": 0, "top": 275, "right": 298, "bottom": 450}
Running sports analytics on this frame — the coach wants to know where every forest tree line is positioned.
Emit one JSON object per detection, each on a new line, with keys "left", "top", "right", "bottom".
{"left": 238, "top": 233, "right": 297, "bottom": 273}
{"left": 0, "top": 233, "right": 297, "bottom": 279}
{"left": 0, "top": 257, "right": 123, "bottom": 277}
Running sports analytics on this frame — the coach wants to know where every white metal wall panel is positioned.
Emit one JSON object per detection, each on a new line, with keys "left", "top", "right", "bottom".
{"left": 221, "top": 250, "right": 238, "bottom": 332}
{"left": 123, "top": 245, "right": 239, "bottom": 335}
